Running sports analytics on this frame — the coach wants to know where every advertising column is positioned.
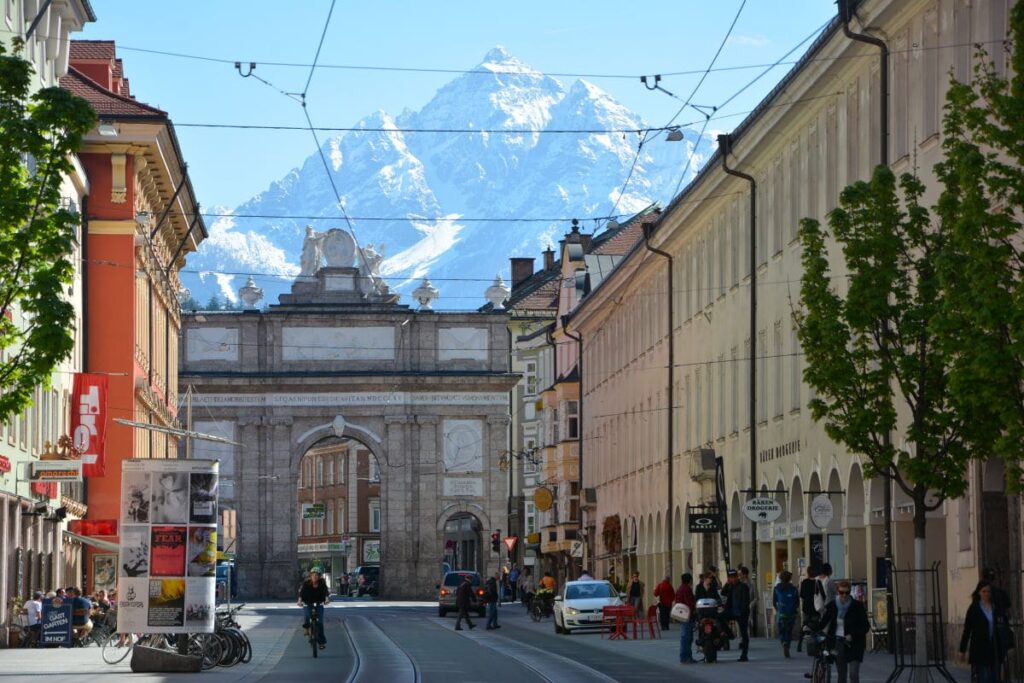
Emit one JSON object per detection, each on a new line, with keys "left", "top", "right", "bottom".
{"left": 116, "top": 459, "right": 219, "bottom": 633}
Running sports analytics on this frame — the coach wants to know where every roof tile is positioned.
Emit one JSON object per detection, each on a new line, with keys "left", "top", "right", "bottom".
{"left": 60, "top": 67, "right": 166, "bottom": 118}
{"left": 69, "top": 40, "right": 116, "bottom": 60}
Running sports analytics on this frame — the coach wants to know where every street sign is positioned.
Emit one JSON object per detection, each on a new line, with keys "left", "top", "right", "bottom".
{"left": 569, "top": 540, "right": 584, "bottom": 558}
{"left": 503, "top": 536, "right": 518, "bottom": 553}
{"left": 742, "top": 497, "right": 783, "bottom": 523}
{"left": 810, "top": 495, "right": 834, "bottom": 529}
{"left": 302, "top": 502, "right": 326, "bottom": 520}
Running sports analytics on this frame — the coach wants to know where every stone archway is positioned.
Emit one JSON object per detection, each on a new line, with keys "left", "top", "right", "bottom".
{"left": 180, "top": 270, "right": 517, "bottom": 599}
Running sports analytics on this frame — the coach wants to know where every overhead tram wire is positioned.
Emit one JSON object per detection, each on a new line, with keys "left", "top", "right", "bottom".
{"left": 81, "top": 36, "right": 1010, "bottom": 82}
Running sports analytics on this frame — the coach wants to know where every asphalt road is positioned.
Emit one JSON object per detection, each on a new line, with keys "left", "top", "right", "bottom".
{"left": 0, "top": 601, "right": 974, "bottom": 682}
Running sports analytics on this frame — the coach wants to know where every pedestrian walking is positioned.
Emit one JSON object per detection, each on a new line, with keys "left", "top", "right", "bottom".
{"left": 674, "top": 573, "right": 696, "bottom": 664}
{"left": 454, "top": 574, "right": 477, "bottom": 631}
{"left": 484, "top": 572, "right": 501, "bottom": 629}
{"left": 819, "top": 579, "right": 868, "bottom": 683}
{"left": 519, "top": 567, "right": 535, "bottom": 609}
{"left": 721, "top": 568, "right": 750, "bottom": 661}
{"left": 626, "top": 572, "right": 645, "bottom": 617}
{"left": 819, "top": 563, "right": 837, "bottom": 606}
{"left": 959, "top": 580, "right": 1009, "bottom": 683}
{"left": 653, "top": 574, "right": 674, "bottom": 631}
{"left": 773, "top": 571, "right": 800, "bottom": 658}
{"left": 338, "top": 573, "right": 350, "bottom": 597}
{"left": 797, "top": 564, "right": 822, "bottom": 652}
{"left": 508, "top": 563, "right": 519, "bottom": 603}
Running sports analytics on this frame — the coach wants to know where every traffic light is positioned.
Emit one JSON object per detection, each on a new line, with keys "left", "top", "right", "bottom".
{"left": 491, "top": 531, "right": 500, "bottom": 553}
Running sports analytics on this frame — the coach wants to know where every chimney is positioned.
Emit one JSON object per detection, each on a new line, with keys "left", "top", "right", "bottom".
{"left": 510, "top": 257, "right": 535, "bottom": 289}
{"left": 543, "top": 248, "right": 555, "bottom": 271}
{"left": 579, "top": 233, "right": 593, "bottom": 253}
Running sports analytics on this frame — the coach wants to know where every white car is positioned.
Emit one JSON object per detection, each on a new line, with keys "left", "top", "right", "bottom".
{"left": 552, "top": 580, "right": 624, "bottom": 634}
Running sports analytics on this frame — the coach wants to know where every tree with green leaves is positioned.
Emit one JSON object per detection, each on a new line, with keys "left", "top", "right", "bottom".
{"left": 934, "top": 0, "right": 1024, "bottom": 492}
{"left": 0, "top": 41, "right": 96, "bottom": 422}
{"left": 796, "top": 4, "right": 1024, "bottom": 670}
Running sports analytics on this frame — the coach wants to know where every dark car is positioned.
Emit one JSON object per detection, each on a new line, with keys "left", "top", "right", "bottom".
{"left": 437, "top": 571, "right": 485, "bottom": 618}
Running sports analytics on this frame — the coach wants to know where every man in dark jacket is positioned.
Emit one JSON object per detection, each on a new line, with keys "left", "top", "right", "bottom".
{"left": 820, "top": 579, "right": 869, "bottom": 683}
{"left": 721, "top": 568, "right": 751, "bottom": 661}
{"left": 298, "top": 569, "right": 330, "bottom": 648}
{"left": 454, "top": 574, "right": 477, "bottom": 631}
{"left": 798, "top": 564, "right": 822, "bottom": 652}
{"left": 484, "top": 572, "right": 501, "bottom": 630}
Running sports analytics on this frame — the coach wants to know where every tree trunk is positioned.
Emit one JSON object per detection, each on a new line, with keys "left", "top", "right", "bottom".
{"left": 913, "top": 502, "right": 929, "bottom": 683}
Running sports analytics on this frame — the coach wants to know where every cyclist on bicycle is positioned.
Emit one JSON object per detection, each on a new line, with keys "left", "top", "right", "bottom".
{"left": 817, "top": 579, "right": 869, "bottom": 683}
{"left": 298, "top": 569, "right": 330, "bottom": 650}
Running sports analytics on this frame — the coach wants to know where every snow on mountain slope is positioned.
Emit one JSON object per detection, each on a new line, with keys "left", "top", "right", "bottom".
{"left": 182, "top": 48, "right": 715, "bottom": 308}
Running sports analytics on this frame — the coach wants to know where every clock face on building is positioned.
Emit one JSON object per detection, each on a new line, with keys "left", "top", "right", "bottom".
{"left": 443, "top": 420, "right": 483, "bottom": 473}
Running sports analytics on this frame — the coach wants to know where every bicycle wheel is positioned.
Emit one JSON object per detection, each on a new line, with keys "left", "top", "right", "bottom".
{"left": 101, "top": 632, "right": 135, "bottom": 665}
{"left": 529, "top": 601, "right": 542, "bottom": 623}
{"left": 811, "top": 657, "right": 828, "bottom": 683}
{"left": 238, "top": 629, "right": 252, "bottom": 663}
{"left": 188, "top": 633, "right": 223, "bottom": 670}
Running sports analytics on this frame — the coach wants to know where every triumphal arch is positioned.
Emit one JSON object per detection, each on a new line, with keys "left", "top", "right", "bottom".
{"left": 179, "top": 229, "right": 516, "bottom": 598}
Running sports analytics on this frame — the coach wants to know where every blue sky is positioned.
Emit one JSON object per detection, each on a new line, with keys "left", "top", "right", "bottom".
{"left": 79, "top": 1, "right": 837, "bottom": 209}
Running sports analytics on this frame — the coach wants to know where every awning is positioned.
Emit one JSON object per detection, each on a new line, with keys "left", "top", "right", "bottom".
{"left": 63, "top": 530, "right": 119, "bottom": 552}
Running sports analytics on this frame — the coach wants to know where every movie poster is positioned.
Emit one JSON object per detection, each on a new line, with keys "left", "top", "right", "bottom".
{"left": 119, "top": 526, "right": 150, "bottom": 578}
{"left": 93, "top": 554, "right": 117, "bottom": 593}
{"left": 121, "top": 472, "right": 151, "bottom": 524}
{"left": 148, "top": 579, "right": 185, "bottom": 628}
{"left": 185, "top": 579, "right": 215, "bottom": 629}
{"left": 118, "top": 459, "right": 218, "bottom": 634}
{"left": 150, "top": 526, "right": 187, "bottom": 577}
{"left": 151, "top": 471, "right": 189, "bottom": 524}
{"left": 190, "top": 472, "right": 218, "bottom": 524}
{"left": 187, "top": 527, "right": 217, "bottom": 577}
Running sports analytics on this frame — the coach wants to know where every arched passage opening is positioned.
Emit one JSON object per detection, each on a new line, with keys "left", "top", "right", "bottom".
{"left": 296, "top": 435, "right": 381, "bottom": 596}
{"left": 846, "top": 464, "right": 866, "bottom": 581}
{"left": 442, "top": 512, "right": 483, "bottom": 574}
{"left": 790, "top": 475, "right": 805, "bottom": 573}
{"left": 824, "top": 469, "right": 845, "bottom": 575}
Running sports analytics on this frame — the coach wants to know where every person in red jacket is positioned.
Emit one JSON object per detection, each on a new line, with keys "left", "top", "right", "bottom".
{"left": 674, "top": 573, "right": 697, "bottom": 663}
{"left": 654, "top": 574, "right": 675, "bottom": 631}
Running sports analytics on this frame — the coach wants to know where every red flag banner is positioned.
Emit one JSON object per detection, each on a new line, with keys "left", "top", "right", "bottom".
{"left": 72, "top": 374, "right": 108, "bottom": 478}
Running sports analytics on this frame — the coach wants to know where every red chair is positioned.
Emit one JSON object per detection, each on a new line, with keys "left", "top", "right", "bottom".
{"left": 631, "top": 604, "right": 661, "bottom": 639}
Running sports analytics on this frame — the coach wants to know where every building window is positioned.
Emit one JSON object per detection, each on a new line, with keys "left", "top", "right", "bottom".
{"left": 326, "top": 501, "right": 334, "bottom": 534}
{"left": 552, "top": 407, "right": 560, "bottom": 444}
{"left": 316, "top": 457, "right": 324, "bottom": 486}
{"left": 525, "top": 501, "right": 536, "bottom": 535}
{"left": 774, "top": 321, "right": 784, "bottom": 418}
{"left": 758, "top": 330, "right": 768, "bottom": 424}
{"left": 370, "top": 499, "right": 380, "bottom": 533}
{"left": 524, "top": 360, "right": 538, "bottom": 397}
{"left": 791, "top": 321, "right": 801, "bottom": 411}
{"left": 730, "top": 346, "right": 739, "bottom": 433}
{"left": 524, "top": 437, "right": 538, "bottom": 474}
{"left": 369, "top": 457, "right": 380, "bottom": 482}
{"left": 565, "top": 401, "right": 579, "bottom": 440}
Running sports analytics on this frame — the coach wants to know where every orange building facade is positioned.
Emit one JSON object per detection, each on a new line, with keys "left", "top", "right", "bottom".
{"left": 61, "top": 41, "right": 206, "bottom": 588}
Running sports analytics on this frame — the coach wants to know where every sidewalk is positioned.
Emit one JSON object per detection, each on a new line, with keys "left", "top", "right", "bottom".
{"left": 502, "top": 604, "right": 973, "bottom": 683}
{"left": 0, "top": 606, "right": 295, "bottom": 682}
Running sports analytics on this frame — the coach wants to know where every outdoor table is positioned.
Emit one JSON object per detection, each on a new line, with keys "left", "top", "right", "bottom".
{"left": 602, "top": 605, "right": 634, "bottom": 640}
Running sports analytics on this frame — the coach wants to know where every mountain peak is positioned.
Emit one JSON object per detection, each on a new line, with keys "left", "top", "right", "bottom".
{"left": 482, "top": 46, "right": 513, "bottom": 64}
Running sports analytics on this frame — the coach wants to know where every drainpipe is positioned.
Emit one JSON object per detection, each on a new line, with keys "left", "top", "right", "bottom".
{"left": 507, "top": 326, "right": 514, "bottom": 559}
{"left": 718, "top": 132, "right": 757, "bottom": 623}
{"left": 839, "top": 0, "right": 894, "bottom": 653}
{"left": 561, "top": 319, "right": 584, "bottom": 575}
{"left": 643, "top": 224, "right": 674, "bottom": 582}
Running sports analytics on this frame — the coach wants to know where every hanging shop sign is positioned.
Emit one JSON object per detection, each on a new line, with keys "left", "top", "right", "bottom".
{"left": 72, "top": 373, "right": 108, "bottom": 478}
{"left": 30, "top": 460, "right": 82, "bottom": 482}
{"left": 688, "top": 506, "right": 722, "bottom": 534}
{"left": 0, "top": 455, "right": 10, "bottom": 473}
{"left": 810, "top": 495, "right": 834, "bottom": 529}
{"left": 742, "top": 497, "right": 784, "bottom": 523}
{"left": 116, "top": 458, "right": 219, "bottom": 634}
{"left": 533, "top": 487, "right": 554, "bottom": 512}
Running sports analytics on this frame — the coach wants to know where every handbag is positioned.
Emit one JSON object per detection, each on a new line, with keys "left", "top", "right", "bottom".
{"left": 670, "top": 603, "right": 691, "bottom": 622}
{"left": 997, "top": 621, "right": 1016, "bottom": 651}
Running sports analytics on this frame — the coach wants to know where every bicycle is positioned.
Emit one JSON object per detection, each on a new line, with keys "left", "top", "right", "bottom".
{"left": 802, "top": 625, "right": 837, "bottom": 683}
{"left": 307, "top": 603, "right": 323, "bottom": 658}
{"left": 529, "top": 593, "right": 553, "bottom": 622}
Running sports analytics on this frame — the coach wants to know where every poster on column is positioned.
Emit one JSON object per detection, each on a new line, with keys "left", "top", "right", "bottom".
{"left": 116, "top": 458, "right": 219, "bottom": 634}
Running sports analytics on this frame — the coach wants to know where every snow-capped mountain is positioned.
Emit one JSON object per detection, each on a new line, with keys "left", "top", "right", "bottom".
{"left": 184, "top": 47, "right": 715, "bottom": 309}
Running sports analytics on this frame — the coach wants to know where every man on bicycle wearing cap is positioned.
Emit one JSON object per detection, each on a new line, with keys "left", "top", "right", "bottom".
{"left": 298, "top": 569, "right": 330, "bottom": 649}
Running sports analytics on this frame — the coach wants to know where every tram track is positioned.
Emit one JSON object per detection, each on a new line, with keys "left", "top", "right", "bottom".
{"left": 341, "top": 614, "right": 421, "bottom": 683}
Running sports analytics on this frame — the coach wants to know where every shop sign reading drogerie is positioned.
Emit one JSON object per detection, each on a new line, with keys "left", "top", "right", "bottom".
{"left": 742, "top": 497, "right": 784, "bottom": 523}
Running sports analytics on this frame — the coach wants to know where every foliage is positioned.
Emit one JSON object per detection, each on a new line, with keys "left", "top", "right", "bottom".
{"left": 796, "top": 164, "right": 975, "bottom": 536}
{"left": 933, "top": 1, "right": 1024, "bottom": 491}
{"left": 0, "top": 43, "right": 96, "bottom": 421}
